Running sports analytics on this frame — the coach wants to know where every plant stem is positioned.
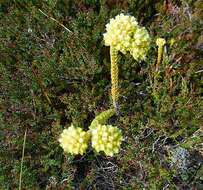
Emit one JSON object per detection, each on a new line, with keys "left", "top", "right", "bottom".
{"left": 90, "top": 109, "right": 115, "bottom": 129}
{"left": 110, "top": 46, "right": 119, "bottom": 113}
{"left": 156, "top": 45, "right": 163, "bottom": 71}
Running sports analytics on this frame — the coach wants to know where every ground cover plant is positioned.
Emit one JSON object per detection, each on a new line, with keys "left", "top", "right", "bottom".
{"left": 0, "top": 0, "right": 203, "bottom": 189}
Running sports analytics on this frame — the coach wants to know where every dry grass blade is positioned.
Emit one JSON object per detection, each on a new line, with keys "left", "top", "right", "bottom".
{"left": 18, "top": 129, "right": 27, "bottom": 190}
{"left": 38, "top": 9, "right": 73, "bottom": 34}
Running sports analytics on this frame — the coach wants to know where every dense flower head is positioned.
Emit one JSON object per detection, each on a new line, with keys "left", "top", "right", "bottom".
{"left": 103, "top": 13, "right": 150, "bottom": 61}
{"left": 59, "top": 125, "right": 90, "bottom": 155}
{"left": 156, "top": 38, "right": 166, "bottom": 47}
{"left": 91, "top": 124, "right": 123, "bottom": 156}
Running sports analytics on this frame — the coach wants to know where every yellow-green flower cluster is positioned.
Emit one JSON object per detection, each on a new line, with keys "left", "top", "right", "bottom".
{"left": 103, "top": 13, "right": 150, "bottom": 61}
{"left": 130, "top": 27, "right": 151, "bottom": 60}
{"left": 91, "top": 124, "right": 122, "bottom": 156}
{"left": 59, "top": 110, "right": 123, "bottom": 157}
{"left": 59, "top": 125, "right": 90, "bottom": 155}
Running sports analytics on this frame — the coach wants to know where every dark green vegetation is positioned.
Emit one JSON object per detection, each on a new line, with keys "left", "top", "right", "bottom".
{"left": 0, "top": 0, "right": 202, "bottom": 189}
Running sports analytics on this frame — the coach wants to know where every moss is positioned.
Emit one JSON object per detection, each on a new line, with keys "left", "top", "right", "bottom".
{"left": 0, "top": 0, "right": 202, "bottom": 189}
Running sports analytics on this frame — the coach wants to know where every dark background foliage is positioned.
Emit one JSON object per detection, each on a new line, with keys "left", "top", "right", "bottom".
{"left": 0, "top": 0, "right": 202, "bottom": 189}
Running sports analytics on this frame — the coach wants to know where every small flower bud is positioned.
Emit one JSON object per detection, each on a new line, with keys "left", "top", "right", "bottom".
{"left": 156, "top": 38, "right": 166, "bottom": 47}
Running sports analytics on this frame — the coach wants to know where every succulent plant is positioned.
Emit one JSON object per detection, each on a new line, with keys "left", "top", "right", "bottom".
{"left": 156, "top": 38, "right": 166, "bottom": 70}
{"left": 59, "top": 109, "right": 122, "bottom": 157}
{"left": 103, "top": 13, "right": 150, "bottom": 111}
